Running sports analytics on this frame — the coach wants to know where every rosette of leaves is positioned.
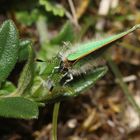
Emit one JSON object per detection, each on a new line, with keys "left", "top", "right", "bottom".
{"left": 1, "top": 19, "right": 139, "bottom": 119}
{"left": 0, "top": 20, "right": 107, "bottom": 119}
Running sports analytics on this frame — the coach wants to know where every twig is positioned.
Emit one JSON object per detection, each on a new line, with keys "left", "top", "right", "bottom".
{"left": 68, "top": 0, "right": 79, "bottom": 28}
{"left": 36, "top": 15, "right": 48, "bottom": 44}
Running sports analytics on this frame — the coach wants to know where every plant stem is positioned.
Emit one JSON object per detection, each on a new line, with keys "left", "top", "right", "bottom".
{"left": 105, "top": 55, "right": 140, "bottom": 116}
{"left": 36, "top": 15, "right": 48, "bottom": 44}
{"left": 52, "top": 102, "right": 60, "bottom": 140}
{"left": 68, "top": 0, "right": 79, "bottom": 28}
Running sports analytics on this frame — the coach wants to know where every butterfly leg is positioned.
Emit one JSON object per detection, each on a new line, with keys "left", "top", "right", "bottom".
{"left": 63, "top": 72, "right": 73, "bottom": 85}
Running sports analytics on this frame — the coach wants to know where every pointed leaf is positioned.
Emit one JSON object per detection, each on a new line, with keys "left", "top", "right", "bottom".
{"left": 69, "top": 66, "right": 108, "bottom": 96}
{"left": 18, "top": 39, "right": 31, "bottom": 62}
{"left": 50, "top": 21, "right": 74, "bottom": 45}
{"left": 39, "top": 66, "right": 108, "bottom": 103}
{"left": 16, "top": 45, "right": 34, "bottom": 95}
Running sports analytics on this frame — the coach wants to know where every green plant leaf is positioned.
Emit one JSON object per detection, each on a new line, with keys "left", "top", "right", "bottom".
{"left": 16, "top": 10, "right": 39, "bottom": 26}
{"left": 16, "top": 45, "right": 34, "bottom": 95}
{"left": 18, "top": 39, "right": 31, "bottom": 62}
{"left": 39, "top": 0, "right": 65, "bottom": 17}
{"left": 69, "top": 66, "right": 108, "bottom": 96}
{"left": 50, "top": 21, "right": 75, "bottom": 45}
{"left": 35, "top": 66, "right": 108, "bottom": 103}
{"left": 0, "top": 97, "right": 38, "bottom": 119}
{"left": 0, "top": 20, "right": 19, "bottom": 83}
{"left": 0, "top": 81, "right": 16, "bottom": 96}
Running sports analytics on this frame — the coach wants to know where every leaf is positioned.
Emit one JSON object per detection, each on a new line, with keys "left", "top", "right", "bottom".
{"left": 36, "top": 56, "right": 60, "bottom": 76}
{"left": 39, "top": 0, "right": 65, "bottom": 17}
{"left": 16, "top": 45, "right": 34, "bottom": 95}
{"left": 50, "top": 21, "right": 75, "bottom": 45}
{"left": 69, "top": 66, "right": 108, "bottom": 96}
{"left": 0, "top": 81, "right": 16, "bottom": 96}
{"left": 36, "top": 66, "right": 108, "bottom": 103}
{"left": 16, "top": 10, "right": 39, "bottom": 26}
{"left": 0, "top": 20, "right": 19, "bottom": 83}
{"left": 0, "top": 97, "right": 38, "bottom": 119}
{"left": 18, "top": 39, "right": 31, "bottom": 62}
